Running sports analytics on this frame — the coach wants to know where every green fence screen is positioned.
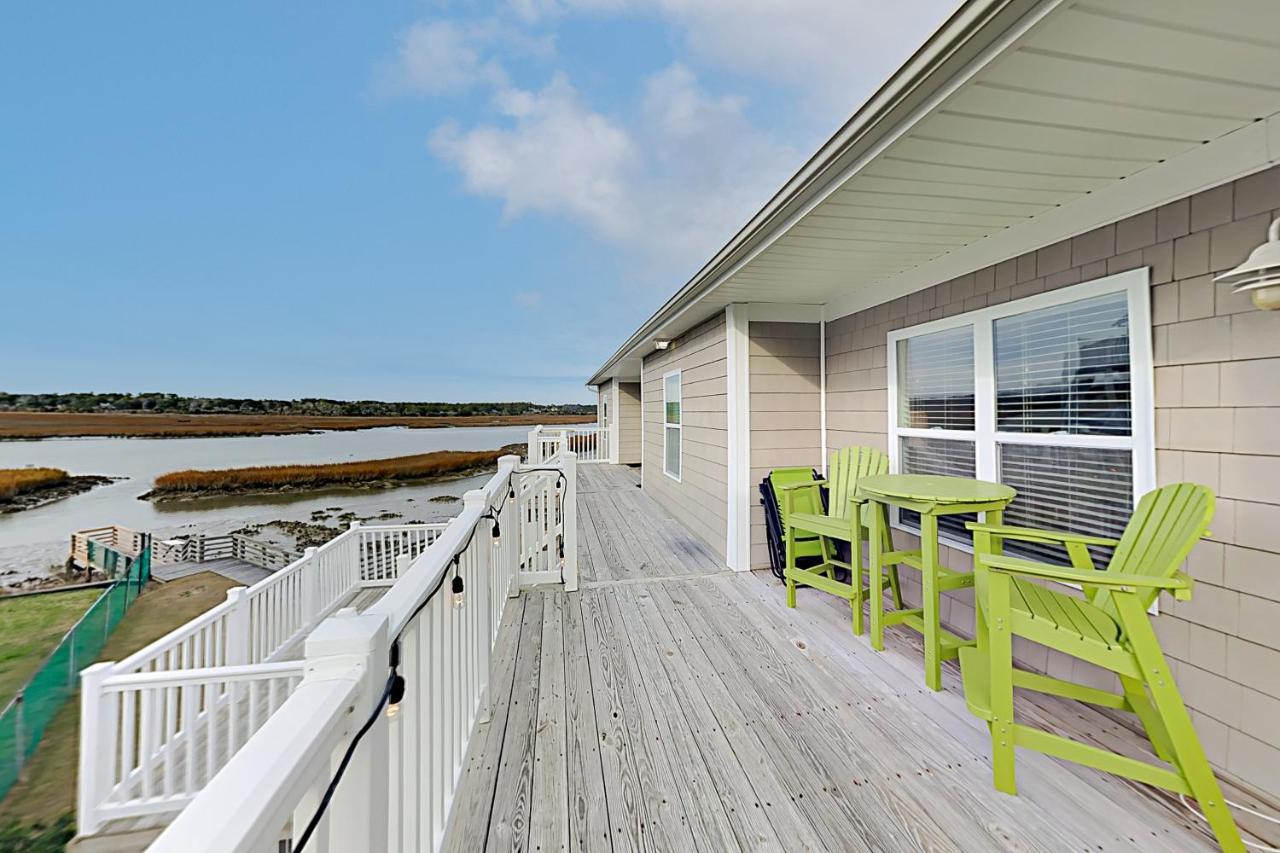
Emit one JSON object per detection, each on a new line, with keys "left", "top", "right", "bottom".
{"left": 0, "top": 542, "right": 151, "bottom": 800}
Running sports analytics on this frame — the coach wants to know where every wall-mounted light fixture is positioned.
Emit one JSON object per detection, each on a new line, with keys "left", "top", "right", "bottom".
{"left": 653, "top": 339, "right": 671, "bottom": 350}
{"left": 1216, "top": 218, "right": 1280, "bottom": 310}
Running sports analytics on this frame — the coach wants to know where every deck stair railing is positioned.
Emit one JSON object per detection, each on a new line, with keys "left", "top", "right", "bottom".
{"left": 152, "top": 533, "right": 300, "bottom": 572}
{"left": 71, "top": 525, "right": 150, "bottom": 572}
{"left": 79, "top": 452, "right": 578, "bottom": 844}
{"left": 527, "top": 423, "right": 609, "bottom": 464}
{"left": 147, "top": 452, "right": 579, "bottom": 852}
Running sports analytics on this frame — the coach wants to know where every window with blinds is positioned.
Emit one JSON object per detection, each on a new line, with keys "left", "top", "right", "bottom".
{"left": 663, "top": 371, "right": 681, "bottom": 481}
{"left": 998, "top": 444, "right": 1131, "bottom": 565}
{"left": 887, "top": 271, "right": 1153, "bottom": 565}
{"left": 897, "top": 326, "right": 975, "bottom": 430}
{"left": 995, "top": 291, "right": 1130, "bottom": 436}
{"left": 899, "top": 436, "right": 977, "bottom": 541}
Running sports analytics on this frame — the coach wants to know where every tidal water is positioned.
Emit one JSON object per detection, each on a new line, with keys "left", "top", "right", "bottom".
{"left": 0, "top": 425, "right": 529, "bottom": 578}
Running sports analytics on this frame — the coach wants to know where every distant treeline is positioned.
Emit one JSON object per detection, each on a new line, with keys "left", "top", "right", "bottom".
{"left": 0, "top": 393, "right": 594, "bottom": 418}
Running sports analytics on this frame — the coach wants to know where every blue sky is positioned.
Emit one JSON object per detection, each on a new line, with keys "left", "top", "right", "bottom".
{"left": 1, "top": 1, "right": 953, "bottom": 403}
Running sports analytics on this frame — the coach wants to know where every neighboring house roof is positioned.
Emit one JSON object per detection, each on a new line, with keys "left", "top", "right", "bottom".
{"left": 588, "top": 0, "right": 1280, "bottom": 386}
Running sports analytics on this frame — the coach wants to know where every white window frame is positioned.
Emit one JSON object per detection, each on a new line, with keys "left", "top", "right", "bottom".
{"left": 662, "top": 368, "right": 683, "bottom": 482}
{"left": 885, "top": 268, "right": 1155, "bottom": 553}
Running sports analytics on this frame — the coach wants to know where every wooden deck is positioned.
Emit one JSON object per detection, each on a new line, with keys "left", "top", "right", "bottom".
{"left": 445, "top": 464, "right": 1272, "bottom": 852}
{"left": 576, "top": 463, "right": 725, "bottom": 584}
{"left": 152, "top": 557, "right": 273, "bottom": 585}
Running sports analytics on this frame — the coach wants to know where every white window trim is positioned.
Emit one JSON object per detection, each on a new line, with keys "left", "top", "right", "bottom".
{"left": 662, "top": 368, "right": 683, "bottom": 483}
{"left": 885, "top": 268, "right": 1155, "bottom": 554}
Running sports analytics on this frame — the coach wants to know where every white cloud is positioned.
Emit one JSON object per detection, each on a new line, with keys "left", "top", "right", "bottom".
{"left": 428, "top": 64, "right": 795, "bottom": 273}
{"left": 385, "top": 21, "right": 503, "bottom": 95}
{"left": 383, "top": 19, "right": 558, "bottom": 96}
{"left": 431, "top": 74, "right": 638, "bottom": 241}
{"left": 510, "top": 0, "right": 955, "bottom": 113}
{"left": 390, "top": 1, "right": 953, "bottom": 275}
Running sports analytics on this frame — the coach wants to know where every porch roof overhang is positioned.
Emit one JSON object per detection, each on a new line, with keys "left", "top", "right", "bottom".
{"left": 588, "top": 0, "right": 1280, "bottom": 386}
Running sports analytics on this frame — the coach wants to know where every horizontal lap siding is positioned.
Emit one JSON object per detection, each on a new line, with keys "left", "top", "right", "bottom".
{"left": 617, "top": 382, "right": 642, "bottom": 465}
{"left": 750, "top": 322, "right": 822, "bottom": 568}
{"left": 822, "top": 164, "right": 1280, "bottom": 800}
{"left": 642, "top": 314, "right": 728, "bottom": 560}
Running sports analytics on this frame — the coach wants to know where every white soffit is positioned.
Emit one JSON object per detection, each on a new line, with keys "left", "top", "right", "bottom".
{"left": 720, "top": 0, "right": 1280, "bottom": 314}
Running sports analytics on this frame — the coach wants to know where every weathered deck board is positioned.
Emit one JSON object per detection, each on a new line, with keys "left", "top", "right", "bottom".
{"left": 440, "top": 463, "right": 1270, "bottom": 852}
{"left": 485, "top": 593, "right": 544, "bottom": 850}
{"left": 530, "top": 590, "right": 569, "bottom": 853}
{"left": 152, "top": 558, "right": 271, "bottom": 585}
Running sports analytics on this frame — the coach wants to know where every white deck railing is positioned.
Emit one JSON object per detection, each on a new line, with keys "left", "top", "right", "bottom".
{"left": 152, "top": 533, "right": 299, "bottom": 571}
{"left": 77, "top": 520, "right": 450, "bottom": 834}
{"left": 527, "top": 423, "right": 609, "bottom": 463}
{"left": 148, "top": 452, "right": 579, "bottom": 852}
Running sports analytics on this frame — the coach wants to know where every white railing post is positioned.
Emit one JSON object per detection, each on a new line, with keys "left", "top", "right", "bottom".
{"left": 348, "top": 521, "right": 364, "bottom": 584}
{"left": 77, "top": 662, "right": 116, "bottom": 836}
{"left": 302, "top": 547, "right": 319, "bottom": 622}
{"left": 303, "top": 608, "right": 390, "bottom": 853}
{"left": 526, "top": 426, "right": 541, "bottom": 463}
{"left": 225, "top": 587, "right": 250, "bottom": 666}
{"left": 562, "top": 451, "right": 579, "bottom": 592}
{"left": 498, "top": 456, "right": 521, "bottom": 603}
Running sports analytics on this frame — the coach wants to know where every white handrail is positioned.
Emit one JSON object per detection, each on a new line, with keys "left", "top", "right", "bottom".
{"left": 147, "top": 451, "right": 579, "bottom": 851}
{"left": 77, "top": 520, "right": 448, "bottom": 836}
{"left": 526, "top": 423, "right": 608, "bottom": 464}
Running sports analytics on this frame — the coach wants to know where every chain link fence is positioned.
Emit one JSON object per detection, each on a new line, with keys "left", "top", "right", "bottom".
{"left": 0, "top": 540, "right": 151, "bottom": 800}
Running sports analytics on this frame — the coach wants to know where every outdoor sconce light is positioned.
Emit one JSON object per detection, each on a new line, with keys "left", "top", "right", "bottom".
{"left": 653, "top": 338, "right": 671, "bottom": 350}
{"left": 1215, "top": 218, "right": 1280, "bottom": 310}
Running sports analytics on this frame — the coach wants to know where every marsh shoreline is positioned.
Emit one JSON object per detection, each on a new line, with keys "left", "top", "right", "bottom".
{"left": 0, "top": 412, "right": 593, "bottom": 441}
{"left": 0, "top": 475, "right": 117, "bottom": 514}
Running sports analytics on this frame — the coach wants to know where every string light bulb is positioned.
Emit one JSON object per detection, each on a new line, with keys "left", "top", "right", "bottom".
{"left": 491, "top": 518, "right": 501, "bottom": 548}
{"left": 386, "top": 674, "right": 406, "bottom": 719}
{"left": 451, "top": 574, "right": 466, "bottom": 609}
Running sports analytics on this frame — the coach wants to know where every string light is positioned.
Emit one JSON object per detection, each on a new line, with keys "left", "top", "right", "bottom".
{"left": 293, "top": 465, "right": 570, "bottom": 853}
{"left": 385, "top": 675, "right": 406, "bottom": 718}
{"left": 385, "top": 643, "right": 406, "bottom": 719}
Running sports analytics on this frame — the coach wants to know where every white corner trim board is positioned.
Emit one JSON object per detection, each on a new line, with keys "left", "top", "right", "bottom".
{"left": 725, "top": 304, "right": 752, "bottom": 571}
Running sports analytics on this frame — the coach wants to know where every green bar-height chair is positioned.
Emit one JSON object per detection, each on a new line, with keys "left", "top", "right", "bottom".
{"left": 959, "top": 483, "right": 1243, "bottom": 852}
{"left": 781, "top": 446, "right": 902, "bottom": 634}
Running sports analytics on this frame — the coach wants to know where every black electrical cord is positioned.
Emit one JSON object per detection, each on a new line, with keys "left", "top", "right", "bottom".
{"left": 292, "top": 670, "right": 399, "bottom": 853}
{"left": 393, "top": 466, "right": 566, "bottom": 646}
{"left": 291, "top": 462, "right": 569, "bottom": 849}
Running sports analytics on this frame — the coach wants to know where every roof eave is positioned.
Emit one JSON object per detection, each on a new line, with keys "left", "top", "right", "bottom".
{"left": 586, "top": 0, "right": 1054, "bottom": 387}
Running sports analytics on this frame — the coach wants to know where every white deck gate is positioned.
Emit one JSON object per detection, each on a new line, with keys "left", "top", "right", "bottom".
{"left": 84, "top": 452, "right": 579, "bottom": 848}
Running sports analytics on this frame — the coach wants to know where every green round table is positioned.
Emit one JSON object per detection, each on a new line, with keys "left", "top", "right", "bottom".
{"left": 856, "top": 473, "right": 1016, "bottom": 691}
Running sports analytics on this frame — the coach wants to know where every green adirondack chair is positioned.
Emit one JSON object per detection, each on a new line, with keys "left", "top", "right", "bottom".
{"left": 780, "top": 446, "right": 902, "bottom": 634}
{"left": 959, "top": 483, "right": 1243, "bottom": 852}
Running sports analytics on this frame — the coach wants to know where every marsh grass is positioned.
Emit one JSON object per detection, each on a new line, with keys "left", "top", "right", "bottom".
{"left": 0, "top": 469, "right": 67, "bottom": 501}
{"left": 150, "top": 449, "right": 505, "bottom": 496}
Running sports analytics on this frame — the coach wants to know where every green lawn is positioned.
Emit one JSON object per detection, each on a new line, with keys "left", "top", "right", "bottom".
{"left": 0, "top": 590, "right": 102, "bottom": 707}
{"left": 0, "top": 573, "right": 238, "bottom": 836}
